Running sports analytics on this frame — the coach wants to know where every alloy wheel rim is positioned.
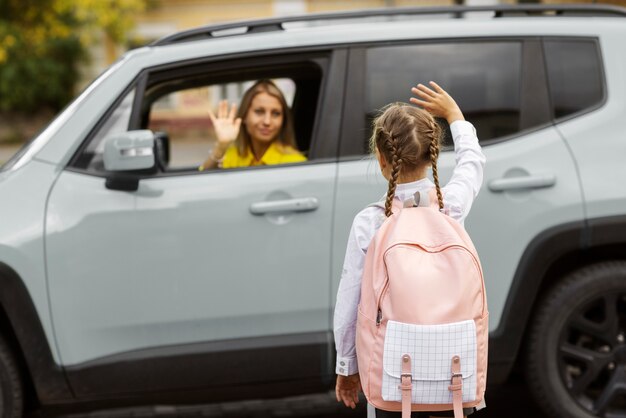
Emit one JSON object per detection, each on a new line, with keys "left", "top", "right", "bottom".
{"left": 558, "top": 291, "right": 626, "bottom": 417}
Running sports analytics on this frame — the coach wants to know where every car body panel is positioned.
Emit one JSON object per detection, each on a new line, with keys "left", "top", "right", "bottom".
{"left": 46, "top": 162, "right": 337, "bottom": 365}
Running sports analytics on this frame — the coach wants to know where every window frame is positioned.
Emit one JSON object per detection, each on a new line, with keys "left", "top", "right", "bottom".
{"left": 338, "top": 37, "right": 557, "bottom": 159}
{"left": 67, "top": 47, "right": 348, "bottom": 177}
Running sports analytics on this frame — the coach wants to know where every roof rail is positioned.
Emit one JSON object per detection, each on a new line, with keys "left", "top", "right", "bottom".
{"left": 151, "top": 4, "right": 626, "bottom": 47}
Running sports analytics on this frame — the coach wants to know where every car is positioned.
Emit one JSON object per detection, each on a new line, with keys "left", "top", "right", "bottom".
{"left": 0, "top": 3, "right": 625, "bottom": 418}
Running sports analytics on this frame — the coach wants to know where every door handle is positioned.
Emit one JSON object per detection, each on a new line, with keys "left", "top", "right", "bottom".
{"left": 250, "top": 197, "right": 319, "bottom": 215}
{"left": 488, "top": 174, "right": 556, "bottom": 192}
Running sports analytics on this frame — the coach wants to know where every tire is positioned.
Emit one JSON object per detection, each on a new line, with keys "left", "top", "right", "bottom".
{"left": 525, "top": 261, "right": 626, "bottom": 418}
{"left": 0, "top": 333, "right": 22, "bottom": 418}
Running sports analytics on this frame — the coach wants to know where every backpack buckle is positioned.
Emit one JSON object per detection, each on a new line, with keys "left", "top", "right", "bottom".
{"left": 450, "top": 372, "right": 463, "bottom": 385}
{"left": 399, "top": 373, "right": 412, "bottom": 391}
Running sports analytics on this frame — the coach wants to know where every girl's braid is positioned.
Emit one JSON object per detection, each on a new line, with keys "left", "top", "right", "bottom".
{"left": 426, "top": 119, "right": 444, "bottom": 210}
{"left": 384, "top": 131, "right": 402, "bottom": 217}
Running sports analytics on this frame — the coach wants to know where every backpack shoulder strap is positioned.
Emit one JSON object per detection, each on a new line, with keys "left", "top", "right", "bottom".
{"left": 427, "top": 188, "right": 442, "bottom": 210}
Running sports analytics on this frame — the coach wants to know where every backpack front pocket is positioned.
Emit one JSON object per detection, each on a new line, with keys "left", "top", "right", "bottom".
{"left": 381, "top": 320, "right": 477, "bottom": 404}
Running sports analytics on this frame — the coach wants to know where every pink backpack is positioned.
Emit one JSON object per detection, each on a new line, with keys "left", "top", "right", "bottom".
{"left": 356, "top": 189, "right": 488, "bottom": 418}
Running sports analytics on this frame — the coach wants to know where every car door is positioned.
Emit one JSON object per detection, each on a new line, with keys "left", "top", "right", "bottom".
{"left": 332, "top": 40, "right": 585, "bottom": 357}
{"left": 45, "top": 50, "right": 347, "bottom": 398}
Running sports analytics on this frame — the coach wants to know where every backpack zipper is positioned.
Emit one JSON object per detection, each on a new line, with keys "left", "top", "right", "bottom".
{"left": 375, "top": 280, "right": 390, "bottom": 326}
{"left": 374, "top": 243, "right": 484, "bottom": 326}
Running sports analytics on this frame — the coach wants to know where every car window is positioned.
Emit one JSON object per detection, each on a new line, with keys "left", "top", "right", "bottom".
{"left": 543, "top": 39, "right": 604, "bottom": 120}
{"left": 347, "top": 41, "right": 523, "bottom": 155}
{"left": 146, "top": 78, "right": 297, "bottom": 170}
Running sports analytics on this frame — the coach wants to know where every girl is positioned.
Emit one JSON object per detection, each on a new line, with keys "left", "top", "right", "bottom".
{"left": 333, "top": 81, "right": 486, "bottom": 418}
{"left": 199, "top": 79, "right": 306, "bottom": 170}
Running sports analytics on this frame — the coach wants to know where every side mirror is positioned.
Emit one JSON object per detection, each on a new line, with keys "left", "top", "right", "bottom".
{"left": 103, "top": 130, "right": 155, "bottom": 171}
{"left": 103, "top": 130, "right": 156, "bottom": 192}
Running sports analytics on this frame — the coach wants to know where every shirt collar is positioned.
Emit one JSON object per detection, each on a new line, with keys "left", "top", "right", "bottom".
{"left": 380, "top": 178, "right": 435, "bottom": 201}
{"left": 259, "top": 142, "right": 284, "bottom": 165}
{"left": 243, "top": 142, "right": 284, "bottom": 166}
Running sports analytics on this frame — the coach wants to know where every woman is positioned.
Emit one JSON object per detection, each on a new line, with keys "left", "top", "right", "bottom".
{"left": 199, "top": 79, "right": 307, "bottom": 170}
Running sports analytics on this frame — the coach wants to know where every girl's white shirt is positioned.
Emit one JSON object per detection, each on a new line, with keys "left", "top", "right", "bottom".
{"left": 333, "top": 120, "right": 486, "bottom": 376}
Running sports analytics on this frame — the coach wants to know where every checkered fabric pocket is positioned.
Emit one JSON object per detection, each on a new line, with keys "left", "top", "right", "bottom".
{"left": 381, "top": 320, "right": 477, "bottom": 404}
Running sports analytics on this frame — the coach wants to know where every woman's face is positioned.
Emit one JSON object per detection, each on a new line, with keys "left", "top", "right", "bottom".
{"left": 244, "top": 92, "right": 284, "bottom": 145}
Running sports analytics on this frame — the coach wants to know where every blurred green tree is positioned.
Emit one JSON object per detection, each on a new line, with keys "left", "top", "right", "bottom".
{"left": 0, "top": 0, "right": 146, "bottom": 112}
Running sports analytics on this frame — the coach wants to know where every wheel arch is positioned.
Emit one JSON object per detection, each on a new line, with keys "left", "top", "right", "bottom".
{"left": 0, "top": 296, "right": 39, "bottom": 411}
{"left": 488, "top": 215, "right": 626, "bottom": 384}
{"left": 0, "top": 262, "right": 73, "bottom": 404}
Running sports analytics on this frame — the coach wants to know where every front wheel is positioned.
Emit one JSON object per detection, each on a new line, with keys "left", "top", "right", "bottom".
{"left": 526, "top": 261, "right": 626, "bottom": 418}
{"left": 0, "top": 333, "right": 23, "bottom": 418}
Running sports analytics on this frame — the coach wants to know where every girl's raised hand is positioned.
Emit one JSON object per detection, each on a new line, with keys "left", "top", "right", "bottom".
{"left": 410, "top": 81, "right": 464, "bottom": 124}
{"left": 208, "top": 100, "right": 242, "bottom": 150}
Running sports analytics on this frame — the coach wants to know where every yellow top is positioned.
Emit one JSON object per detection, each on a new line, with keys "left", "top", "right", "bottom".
{"left": 221, "top": 142, "right": 307, "bottom": 169}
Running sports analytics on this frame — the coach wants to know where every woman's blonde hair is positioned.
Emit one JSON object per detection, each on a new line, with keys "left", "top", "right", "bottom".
{"left": 370, "top": 103, "right": 444, "bottom": 217}
{"left": 234, "top": 79, "right": 297, "bottom": 156}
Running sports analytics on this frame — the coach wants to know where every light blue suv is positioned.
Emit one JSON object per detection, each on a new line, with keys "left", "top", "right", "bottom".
{"left": 0, "top": 4, "right": 625, "bottom": 418}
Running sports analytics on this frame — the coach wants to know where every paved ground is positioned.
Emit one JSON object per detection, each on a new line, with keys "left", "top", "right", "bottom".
{"left": 34, "top": 375, "right": 546, "bottom": 418}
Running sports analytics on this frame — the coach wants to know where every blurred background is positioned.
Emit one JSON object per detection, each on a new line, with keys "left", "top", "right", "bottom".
{"left": 0, "top": 0, "right": 625, "bottom": 165}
